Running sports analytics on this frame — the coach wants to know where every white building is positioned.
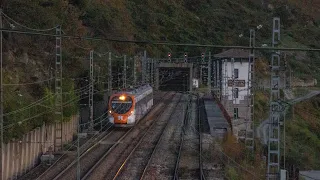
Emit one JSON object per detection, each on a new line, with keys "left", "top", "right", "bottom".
{"left": 221, "top": 59, "right": 250, "bottom": 105}
{"left": 214, "top": 49, "right": 254, "bottom": 139}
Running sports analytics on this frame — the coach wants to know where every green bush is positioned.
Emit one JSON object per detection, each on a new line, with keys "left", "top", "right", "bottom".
{"left": 3, "top": 79, "right": 78, "bottom": 143}
{"left": 225, "top": 165, "right": 239, "bottom": 180}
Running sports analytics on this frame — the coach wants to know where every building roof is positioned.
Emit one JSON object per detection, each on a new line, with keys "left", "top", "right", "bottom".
{"left": 214, "top": 49, "right": 250, "bottom": 59}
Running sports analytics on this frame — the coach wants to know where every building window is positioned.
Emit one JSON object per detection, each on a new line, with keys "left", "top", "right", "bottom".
{"left": 234, "top": 88, "right": 239, "bottom": 98}
{"left": 234, "top": 69, "right": 239, "bottom": 79}
{"left": 234, "top": 108, "right": 239, "bottom": 119}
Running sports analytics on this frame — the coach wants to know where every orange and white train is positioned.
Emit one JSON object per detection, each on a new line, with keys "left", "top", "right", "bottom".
{"left": 108, "top": 84, "right": 153, "bottom": 127}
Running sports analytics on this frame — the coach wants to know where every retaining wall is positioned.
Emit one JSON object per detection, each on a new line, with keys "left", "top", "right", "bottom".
{"left": 2, "top": 115, "right": 79, "bottom": 180}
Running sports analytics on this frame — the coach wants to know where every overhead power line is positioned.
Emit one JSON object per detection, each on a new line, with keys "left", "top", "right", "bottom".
{"left": 1, "top": 28, "right": 320, "bottom": 52}
{"left": 1, "top": 12, "right": 58, "bottom": 32}
{"left": 3, "top": 78, "right": 55, "bottom": 86}
{"left": 3, "top": 87, "right": 105, "bottom": 130}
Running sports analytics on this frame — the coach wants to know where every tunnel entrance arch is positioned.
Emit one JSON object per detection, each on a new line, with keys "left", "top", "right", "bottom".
{"left": 155, "top": 63, "right": 193, "bottom": 92}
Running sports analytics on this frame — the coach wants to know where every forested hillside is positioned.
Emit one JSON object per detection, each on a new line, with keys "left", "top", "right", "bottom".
{"left": 1, "top": 0, "right": 320, "bottom": 160}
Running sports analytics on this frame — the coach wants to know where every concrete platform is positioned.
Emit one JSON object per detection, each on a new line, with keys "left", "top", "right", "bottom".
{"left": 203, "top": 95, "right": 230, "bottom": 138}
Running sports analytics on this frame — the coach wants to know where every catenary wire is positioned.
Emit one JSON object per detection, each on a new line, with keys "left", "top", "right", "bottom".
{"left": 1, "top": 12, "right": 58, "bottom": 32}
{"left": 1, "top": 28, "right": 320, "bottom": 52}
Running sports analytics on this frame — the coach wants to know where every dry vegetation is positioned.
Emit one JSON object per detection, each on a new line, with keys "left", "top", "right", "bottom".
{"left": 285, "top": 96, "right": 320, "bottom": 169}
{"left": 1, "top": 0, "right": 320, "bottom": 172}
{"left": 221, "top": 132, "right": 266, "bottom": 179}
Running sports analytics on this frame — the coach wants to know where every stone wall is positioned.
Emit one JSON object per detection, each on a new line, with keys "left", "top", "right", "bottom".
{"left": 221, "top": 95, "right": 250, "bottom": 139}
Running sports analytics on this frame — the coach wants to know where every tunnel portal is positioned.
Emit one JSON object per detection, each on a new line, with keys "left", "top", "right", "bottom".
{"left": 156, "top": 63, "right": 193, "bottom": 92}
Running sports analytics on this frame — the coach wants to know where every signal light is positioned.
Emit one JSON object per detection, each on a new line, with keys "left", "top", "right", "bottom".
{"left": 168, "top": 52, "right": 171, "bottom": 62}
{"left": 184, "top": 52, "right": 187, "bottom": 63}
{"left": 201, "top": 53, "right": 205, "bottom": 62}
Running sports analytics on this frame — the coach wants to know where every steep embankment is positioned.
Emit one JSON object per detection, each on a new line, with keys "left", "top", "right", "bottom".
{"left": 286, "top": 94, "right": 320, "bottom": 170}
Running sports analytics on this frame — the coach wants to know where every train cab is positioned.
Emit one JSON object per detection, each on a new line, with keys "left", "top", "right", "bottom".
{"left": 108, "top": 84, "right": 153, "bottom": 127}
{"left": 108, "top": 94, "right": 136, "bottom": 127}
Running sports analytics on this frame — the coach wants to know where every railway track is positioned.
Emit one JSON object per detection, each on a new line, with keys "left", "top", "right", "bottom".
{"left": 31, "top": 91, "right": 169, "bottom": 180}
{"left": 139, "top": 93, "right": 188, "bottom": 180}
{"left": 172, "top": 93, "right": 206, "bottom": 180}
{"left": 81, "top": 92, "right": 179, "bottom": 180}
{"left": 164, "top": 93, "right": 207, "bottom": 180}
{"left": 111, "top": 93, "right": 184, "bottom": 180}
{"left": 32, "top": 123, "right": 114, "bottom": 180}
{"left": 51, "top": 91, "right": 171, "bottom": 180}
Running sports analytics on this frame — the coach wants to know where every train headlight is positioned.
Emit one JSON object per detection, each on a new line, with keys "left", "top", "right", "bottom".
{"left": 119, "top": 95, "right": 126, "bottom": 101}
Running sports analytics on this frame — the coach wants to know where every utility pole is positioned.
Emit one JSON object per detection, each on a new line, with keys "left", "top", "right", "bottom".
{"left": 89, "top": 50, "right": 94, "bottom": 131}
{"left": 267, "top": 17, "right": 281, "bottom": 180}
{"left": 76, "top": 114, "right": 80, "bottom": 180}
{"left": 283, "top": 52, "right": 287, "bottom": 171}
{"left": 207, "top": 52, "right": 212, "bottom": 92}
{"left": 54, "top": 25, "right": 63, "bottom": 152}
{"left": 217, "top": 60, "right": 221, "bottom": 100}
{"left": 151, "top": 59, "right": 154, "bottom": 87}
{"left": 146, "top": 58, "right": 149, "bottom": 84}
{"left": 213, "top": 58, "right": 216, "bottom": 95}
{"left": 108, "top": 52, "right": 112, "bottom": 97}
{"left": 245, "top": 29, "right": 255, "bottom": 152}
{"left": 200, "top": 65, "right": 203, "bottom": 86}
{"left": 224, "top": 59, "right": 229, "bottom": 110}
{"left": 142, "top": 51, "right": 146, "bottom": 84}
{"left": 155, "top": 58, "right": 159, "bottom": 90}
{"left": 123, "top": 55, "right": 126, "bottom": 89}
{"left": 231, "top": 57, "right": 235, "bottom": 125}
{"left": 133, "top": 56, "right": 136, "bottom": 87}
{"left": 0, "top": 8, "right": 3, "bottom": 180}
{"left": 97, "top": 66, "right": 100, "bottom": 88}
{"left": 200, "top": 53, "right": 204, "bottom": 86}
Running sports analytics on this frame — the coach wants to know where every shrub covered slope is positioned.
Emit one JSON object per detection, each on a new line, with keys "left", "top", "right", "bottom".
{"left": 1, "top": 2, "right": 320, "bottom": 171}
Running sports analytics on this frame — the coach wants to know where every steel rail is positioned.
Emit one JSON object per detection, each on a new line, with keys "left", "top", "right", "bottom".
{"left": 36, "top": 123, "right": 114, "bottom": 180}
{"left": 52, "top": 126, "right": 118, "bottom": 180}
{"left": 111, "top": 92, "right": 178, "bottom": 180}
{"left": 81, "top": 92, "right": 172, "bottom": 180}
{"left": 198, "top": 95, "right": 206, "bottom": 180}
{"left": 173, "top": 94, "right": 192, "bottom": 180}
{"left": 139, "top": 93, "right": 184, "bottom": 180}
{"left": 54, "top": 91, "right": 167, "bottom": 180}
{"left": 173, "top": 96, "right": 189, "bottom": 180}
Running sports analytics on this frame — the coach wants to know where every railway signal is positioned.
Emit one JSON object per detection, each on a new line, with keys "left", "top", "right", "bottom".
{"left": 168, "top": 52, "right": 171, "bottom": 62}
{"left": 184, "top": 52, "right": 187, "bottom": 63}
{"left": 201, "top": 53, "right": 205, "bottom": 63}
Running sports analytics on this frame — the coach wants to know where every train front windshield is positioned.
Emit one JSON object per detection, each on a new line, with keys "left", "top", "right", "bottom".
{"left": 111, "top": 95, "right": 133, "bottom": 114}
